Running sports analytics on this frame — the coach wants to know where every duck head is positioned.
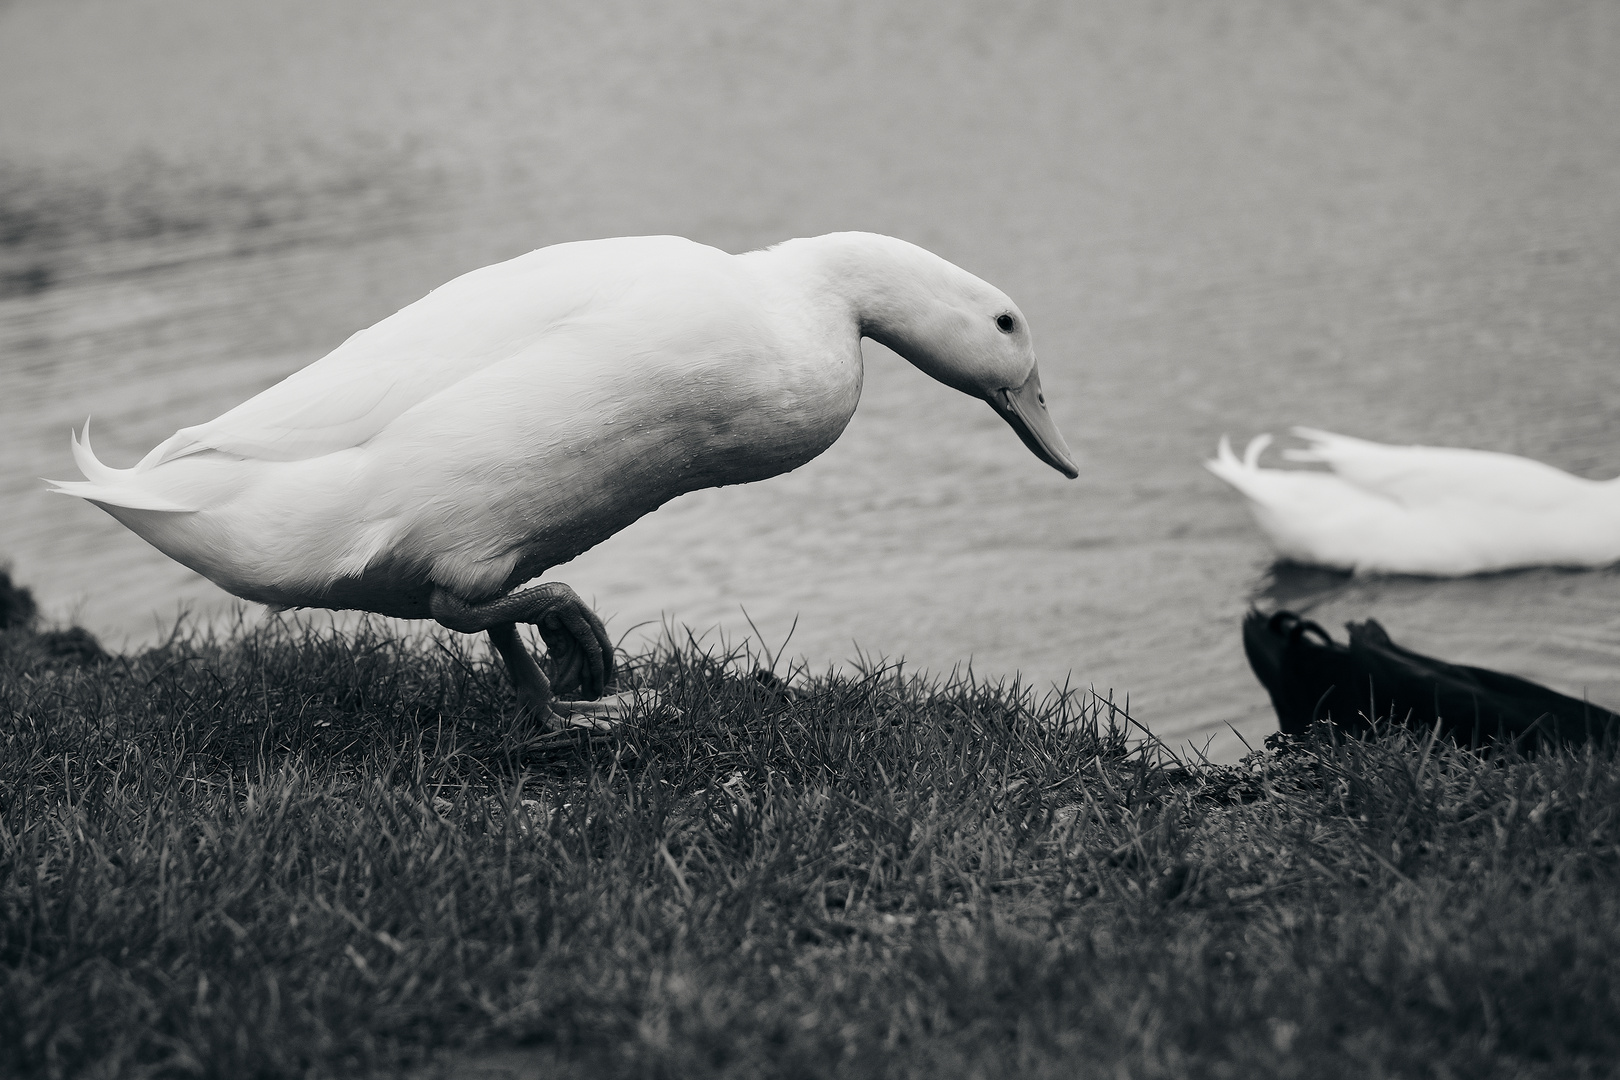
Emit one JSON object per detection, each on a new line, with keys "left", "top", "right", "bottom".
{"left": 800, "top": 232, "right": 1079, "bottom": 478}
{"left": 870, "top": 296, "right": 1079, "bottom": 480}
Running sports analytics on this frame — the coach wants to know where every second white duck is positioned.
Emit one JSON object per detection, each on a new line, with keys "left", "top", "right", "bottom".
{"left": 49, "top": 232, "right": 1079, "bottom": 723}
{"left": 1206, "top": 427, "right": 1620, "bottom": 576}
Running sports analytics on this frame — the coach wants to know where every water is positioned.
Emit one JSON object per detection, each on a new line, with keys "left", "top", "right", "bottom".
{"left": 4, "top": 0, "right": 1620, "bottom": 760}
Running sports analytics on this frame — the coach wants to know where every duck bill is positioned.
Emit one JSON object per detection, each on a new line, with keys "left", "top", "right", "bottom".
{"left": 989, "top": 366, "right": 1079, "bottom": 478}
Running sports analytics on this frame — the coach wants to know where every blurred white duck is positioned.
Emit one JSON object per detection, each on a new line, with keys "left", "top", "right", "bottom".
{"left": 49, "top": 232, "right": 1078, "bottom": 724}
{"left": 1206, "top": 427, "right": 1620, "bottom": 576}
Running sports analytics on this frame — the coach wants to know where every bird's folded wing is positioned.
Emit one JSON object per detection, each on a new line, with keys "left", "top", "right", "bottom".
{"left": 139, "top": 254, "right": 605, "bottom": 467}
{"left": 1286, "top": 427, "right": 1590, "bottom": 511}
{"left": 140, "top": 351, "right": 473, "bottom": 464}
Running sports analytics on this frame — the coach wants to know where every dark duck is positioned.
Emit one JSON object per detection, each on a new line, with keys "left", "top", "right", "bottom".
{"left": 1243, "top": 609, "right": 1620, "bottom": 751}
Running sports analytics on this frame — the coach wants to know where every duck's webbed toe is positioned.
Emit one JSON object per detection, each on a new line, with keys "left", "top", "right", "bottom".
{"left": 548, "top": 690, "right": 652, "bottom": 730}
{"left": 431, "top": 582, "right": 618, "bottom": 724}
{"left": 536, "top": 597, "right": 616, "bottom": 701}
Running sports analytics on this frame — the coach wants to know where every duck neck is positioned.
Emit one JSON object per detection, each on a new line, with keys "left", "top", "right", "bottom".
{"left": 763, "top": 232, "right": 983, "bottom": 394}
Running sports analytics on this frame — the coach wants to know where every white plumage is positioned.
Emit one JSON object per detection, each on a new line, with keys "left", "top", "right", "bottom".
{"left": 1206, "top": 427, "right": 1620, "bottom": 576}
{"left": 49, "top": 231, "right": 1076, "bottom": 641}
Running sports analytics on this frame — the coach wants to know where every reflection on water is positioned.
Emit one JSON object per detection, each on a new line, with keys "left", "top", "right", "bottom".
{"left": 4, "top": 0, "right": 1620, "bottom": 760}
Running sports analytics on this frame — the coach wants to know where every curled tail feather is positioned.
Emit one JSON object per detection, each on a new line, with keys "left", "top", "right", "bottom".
{"left": 44, "top": 421, "right": 196, "bottom": 512}
{"left": 1204, "top": 432, "right": 1273, "bottom": 488}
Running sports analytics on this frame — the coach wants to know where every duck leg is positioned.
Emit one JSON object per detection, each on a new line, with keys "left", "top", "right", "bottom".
{"left": 484, "top": 621, "right": 556, "bottom": 719}
{"left": 431, "top": 582, "right": 627, "bottom": 726}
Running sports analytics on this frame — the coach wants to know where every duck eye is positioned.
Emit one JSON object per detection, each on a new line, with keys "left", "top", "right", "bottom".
{"left": 995, "top": 313, "right": 1017, "bottom": 334}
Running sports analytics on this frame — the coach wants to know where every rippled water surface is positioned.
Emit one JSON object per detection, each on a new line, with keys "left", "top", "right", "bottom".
{"left": 4, "top": 0, "right": 1620, "bottom": 759}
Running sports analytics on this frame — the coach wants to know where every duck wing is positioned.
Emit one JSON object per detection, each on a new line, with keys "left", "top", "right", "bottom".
{"left": 1286, "top": 427, "right": 1596, "bottom": 512}
{"left": 146, "top": 359, "right": 421, "bottom": 465}
{"left": 144, "top": 237, "right": 705, "bottom": 467}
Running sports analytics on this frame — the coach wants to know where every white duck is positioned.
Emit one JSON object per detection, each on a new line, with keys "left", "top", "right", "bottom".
{"left": 1206, "top": 427, "right": 1620, "bottom": 576}
{"left": 49, "top": 232, "right": 1078, "bottom": 722}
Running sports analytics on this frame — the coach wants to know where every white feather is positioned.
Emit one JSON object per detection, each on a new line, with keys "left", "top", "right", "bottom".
{"left": 47, "top": 232, "right": 1065, "bottom": 618}
{"left": 1206, "top": 428, "right": 1620, "bottom": 575}
{"left": 45, "top": 422, "right": 196, "bottom": 512}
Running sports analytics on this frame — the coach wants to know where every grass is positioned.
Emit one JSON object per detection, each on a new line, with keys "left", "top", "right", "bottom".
{"left": 2, "top": 607, "right": 1618, "bottom": 1079}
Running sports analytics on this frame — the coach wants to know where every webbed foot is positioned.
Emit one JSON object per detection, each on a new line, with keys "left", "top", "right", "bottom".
{"left": 431, "top": 582, "right": 618, "bottom": 726}
{"left": 551, "top": 689, "right": 667, "bottom": 731}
